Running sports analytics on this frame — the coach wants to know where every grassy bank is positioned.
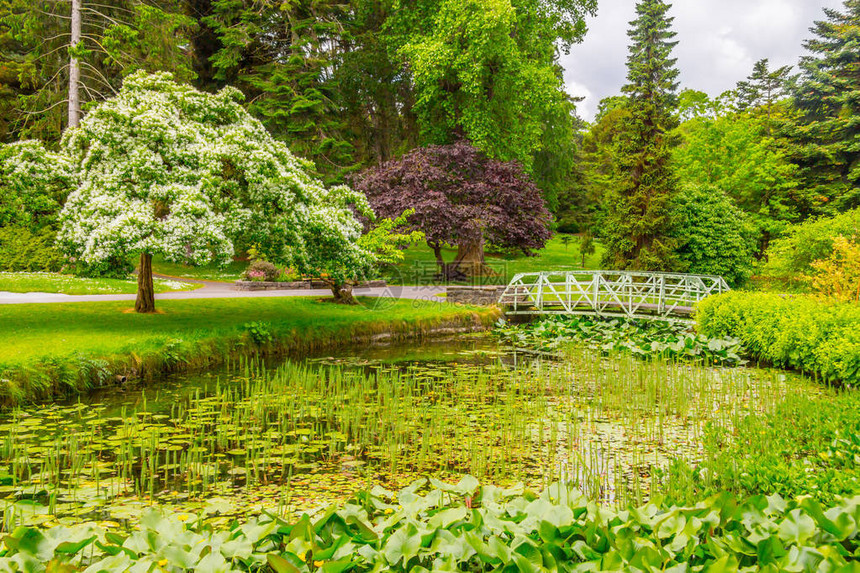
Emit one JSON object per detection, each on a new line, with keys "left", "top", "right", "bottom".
{"left": 0, "top": 272, "right": 200, "bottom": 295}
{"left": 0, "top": 297, "right": 499, "bottom": 403}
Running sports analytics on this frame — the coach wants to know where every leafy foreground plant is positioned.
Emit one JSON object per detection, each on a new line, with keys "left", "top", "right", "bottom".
{"left": 1, "top": 477, "right": 858, "bottom": 572}
{"left": 495, "top": 316, "right": 746, "bottom": 366}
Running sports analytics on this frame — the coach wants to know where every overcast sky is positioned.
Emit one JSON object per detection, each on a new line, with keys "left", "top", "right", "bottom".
{"left": 562, "top": 0, "right": 845, "bottom": 120}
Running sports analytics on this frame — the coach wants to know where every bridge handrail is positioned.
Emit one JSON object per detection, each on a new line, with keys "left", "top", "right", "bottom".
{"left": 497, "top": 269, "right": 730, "bottom": 322}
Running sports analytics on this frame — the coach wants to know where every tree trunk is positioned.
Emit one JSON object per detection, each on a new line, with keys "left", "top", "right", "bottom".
{"left": 429, "top": 241, "right": 446, "bottom": 276}
{"left": 68, "top": 0, "right": 81, "bottom": 129}
{"left": 330, "top": 282, "right": 357, "bottom": 305}
{"left": 448, "top": 238, "right": 491, "bottom": 278}
{"left": 135, "top": 253, "right": 156, "bottom": 313}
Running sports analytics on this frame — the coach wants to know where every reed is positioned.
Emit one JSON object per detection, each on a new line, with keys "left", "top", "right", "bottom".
{"left": 0, "top": 346, "right": 812, "bottom": 529}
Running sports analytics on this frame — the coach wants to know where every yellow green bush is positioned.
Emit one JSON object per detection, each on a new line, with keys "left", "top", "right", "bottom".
{"left": 697, "top": 292, "right": 860, "bottom": 385}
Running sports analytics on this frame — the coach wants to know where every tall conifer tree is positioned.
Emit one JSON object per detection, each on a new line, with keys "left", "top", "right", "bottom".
{"left": 793, "top": 0, "right": 860, "bottom": 213}
{"left": 603, "top": 0, "right": 680, "bottom": 270}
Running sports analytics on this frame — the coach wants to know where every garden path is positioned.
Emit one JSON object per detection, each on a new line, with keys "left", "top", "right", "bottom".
{"left": 0, "top": 276, "right": 445, "bottom": 305}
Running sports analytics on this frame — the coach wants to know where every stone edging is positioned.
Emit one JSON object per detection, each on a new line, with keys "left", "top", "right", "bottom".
{"left": 447, "top": 285, "right": 506, "bottom": 306}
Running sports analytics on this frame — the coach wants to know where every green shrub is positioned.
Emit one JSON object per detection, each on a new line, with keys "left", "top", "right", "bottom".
{"left": 697, "top": 291, "right": 860, "bottom": 384}
{"left": 0, "top": 140, "right": 74, "bottom": 231}
{"left": 242, "top": 321, "right": 274, "bottom": 345}
{"left": 2, "top": 477, "right": 858, "bottom": 572}
{"left": 71, "top": 255, "right": 133, "bottom": 279}
{"left": 0, "top": 226, "right": 65, "bottom": 272}
{"left": 765, "top": 207, "right": 860, "bottom": 276}
{"left": 670, "top": 185, "right": 758, "bottom": 286}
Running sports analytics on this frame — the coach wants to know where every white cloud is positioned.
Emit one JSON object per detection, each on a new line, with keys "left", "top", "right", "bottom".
{"left": 562, "top": 0, "right": 846, "bottom": 121}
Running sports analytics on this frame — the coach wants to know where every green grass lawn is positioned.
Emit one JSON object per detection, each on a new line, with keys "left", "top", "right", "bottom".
{"left": 149, "top": 235, "right": 605, "bottom": 286}
{"left": 151, "top": 255, "right": 246, "bottom": 282}
{"left": 0, "top": 272, "right": 201, "bottom": 295}
{"left": 0, "top": 296, "right": 497, "bottom": 402}
{"left": 385, "top": 234, "right": 605, "bottom": 285}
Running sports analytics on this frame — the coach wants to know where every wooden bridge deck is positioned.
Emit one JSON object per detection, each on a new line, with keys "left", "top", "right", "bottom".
{"left": 498, "top": 271, "right": 728, "bottom": 322}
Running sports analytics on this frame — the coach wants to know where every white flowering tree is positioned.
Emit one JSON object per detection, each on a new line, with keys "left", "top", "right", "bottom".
{"left": 58, "top": 71, "right": 374, "bottom": 312}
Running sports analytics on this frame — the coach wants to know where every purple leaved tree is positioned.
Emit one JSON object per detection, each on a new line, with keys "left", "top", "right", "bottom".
{"left": 353, "top": 142, "right": 553, "bottom": 279}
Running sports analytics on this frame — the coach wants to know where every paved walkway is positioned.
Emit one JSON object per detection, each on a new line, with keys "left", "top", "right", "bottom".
{"left": 0, "top": 276, "right": 446, "bottom": 305}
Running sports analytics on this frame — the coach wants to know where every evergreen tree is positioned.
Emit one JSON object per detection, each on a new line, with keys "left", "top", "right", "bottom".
{"left": 603, "top": 0, "right": 680, "bottom": 270}
{"left": 0, "top": 0, "right": 194, "bottom": 143}
{"left": 792, "top": 0, "right": 860, "bottom": 213}
{"left": 736, "top": 59, "right": 792, "bottom": 113}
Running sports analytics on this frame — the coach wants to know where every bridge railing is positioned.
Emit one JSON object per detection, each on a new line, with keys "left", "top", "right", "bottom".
{"left": 497, "top": 270, "right": 730, "bottom": 322}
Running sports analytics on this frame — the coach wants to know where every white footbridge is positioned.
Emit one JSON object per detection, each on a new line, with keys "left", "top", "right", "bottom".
{"left": 497, "top": 270, "right": 730, "bottom": 322}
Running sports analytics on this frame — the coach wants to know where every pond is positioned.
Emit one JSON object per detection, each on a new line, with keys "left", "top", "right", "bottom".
{"left": 0, "top": 335, "right": 815, "bottom": 530}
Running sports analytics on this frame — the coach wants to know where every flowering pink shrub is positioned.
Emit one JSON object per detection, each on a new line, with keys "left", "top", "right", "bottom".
{"left": 244, "top": 260, "right": 279, "bottom": 281}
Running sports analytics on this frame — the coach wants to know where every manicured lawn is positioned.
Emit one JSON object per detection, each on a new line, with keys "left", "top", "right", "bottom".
{"left": 0, "top": 297, "right": 491, "bottom": 365}
{"left": 151, "top": 255, "right": 246, "bottom": 282}
{"left": 0, "top": 297, "right": 498, "bottom": 402}
{"left": 387, "top": 234, "right": 605, "bottom": 285}
{"left": 0, "top": 272, "right": 200, "bottom": 295}
{"left": 149, "top": 234, "right": 605, "bottom": 285}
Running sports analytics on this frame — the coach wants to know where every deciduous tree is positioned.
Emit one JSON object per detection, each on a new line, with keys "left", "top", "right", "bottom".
{"left": 353, "top": 142, "right": 552, "bottom": 279}
{"left": 58, "top": 72, "right": 373, "bottom": 312}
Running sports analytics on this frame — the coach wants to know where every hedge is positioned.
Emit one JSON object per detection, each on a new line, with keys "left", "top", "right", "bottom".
{"left": 2, "top": 477, "right": 859, "bottom": 572}
{"left": 696, "top": 292, "right": 860, "bottom": 385}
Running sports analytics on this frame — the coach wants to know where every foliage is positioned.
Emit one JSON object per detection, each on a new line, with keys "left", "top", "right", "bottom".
{"left": 697, "top": 291, "right": 860, "bottom": 385}
{"left": 0, "top": 297, "right": 498, "bottom": 402}
{"left": 765, "top": 207, "right": 860, "bottom": 277}
{"left": 202, "top": 0, "right": 357, "bottom": 182}
{"left": 735, "top": 59, "right": 793, "bottom": 121}
{"left": 0, "top": 0, "right": 195, "bottom": 142}
{"left": 1, "top": 478, "right": 859, "bottom": 571}
{"left": 242, "top": 321, "right": 274, "bottom": 345}
{"left": 810, "top": 234, "right": 860, "bottom": 302}
{"left": 356, "top": 210, "right": 425, "bottom": 267}
{"left": 495, "top": 315, "right": 746, "bottom": 366}
{"left": 672, "top": 104, "right": 802, "bottom": 252}
{"left": 243, "top": 261, "right": 279, "bottom": 282}
{"left": 791, "top": 0, "right": 860, "bottom": 213}
{"left": 71, "top": 256, "right": 134, "bottom": 280}
{"left": 353, "top": 142, "right": 552, "bottom": 276}
{"left": 391, "top": 0, "right": 594, "bottom": 177}
{"left": 669, "top": 185, "right": 758, "bottom": 286}
{"left": 571, "top": 99, "right": 629, "bottom": 234}
{"left": 0, "top": 140, "right": 74, "bottom": 230}
{"left": 57, "top": 72, "right": 373, "bottom": 308}
{"left": 603, "top": 0, "right": 680, "bottom": 271}
{"left": 663, "top": 388, "right": 860, "bottom": 506}
{"left": 579, "top": 234, "right": 595, "bottom": 268}
{"left": 0, "top": 226, "right": 65, "bottom": 272}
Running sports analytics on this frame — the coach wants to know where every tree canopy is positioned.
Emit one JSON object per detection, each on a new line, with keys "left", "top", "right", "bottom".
{"left": 352, "top": 141, "right": 552, "bottom": 278}
{"left": 56, "top": 72, "right": 374, "bottom": 311}
{"left": 792, "top": 0, "right": 860, "bottom": 213}
{"left": 603, "top": 0, "right": 680, "bottom": 271}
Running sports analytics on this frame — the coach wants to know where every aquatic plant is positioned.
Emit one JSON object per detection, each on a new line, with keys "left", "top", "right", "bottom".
{"left": 0, "top": 349, "right": 803, "bottom": 527}
{"left": 494, "top": 316, "right": 746, "bottom": 366}
{"left": 1, "top": 477, "right": 858, "bottom": 572}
